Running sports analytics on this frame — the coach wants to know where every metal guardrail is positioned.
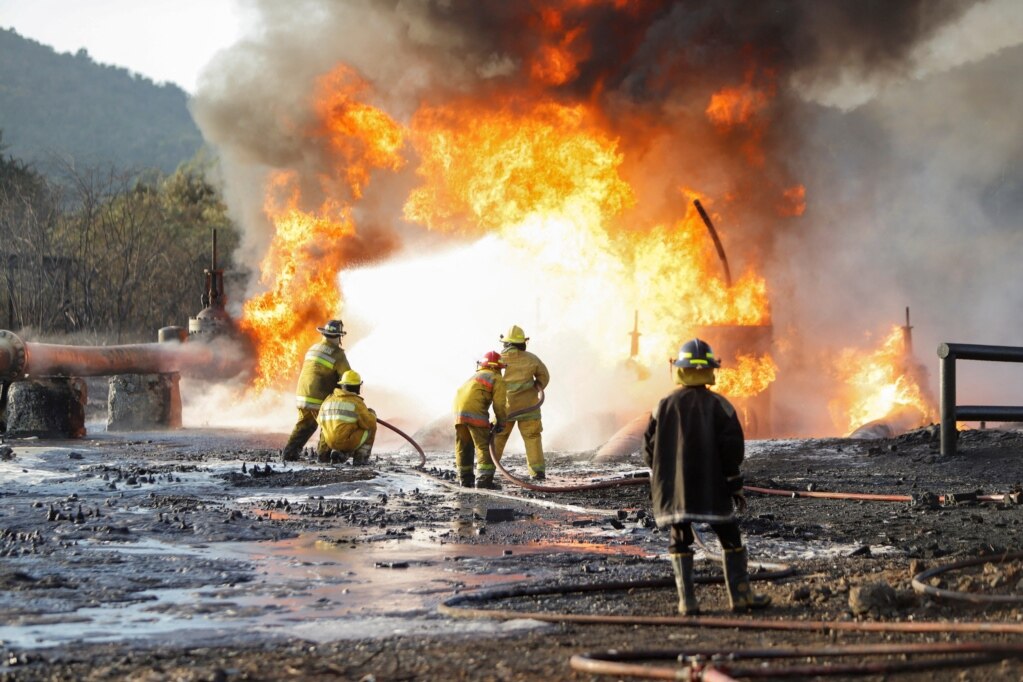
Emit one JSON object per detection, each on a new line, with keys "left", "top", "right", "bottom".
{"left": 938, "top": 342, "right": 1023, "bottom": 456}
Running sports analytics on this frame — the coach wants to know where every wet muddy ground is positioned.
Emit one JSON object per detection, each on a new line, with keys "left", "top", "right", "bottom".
{"left": 2, "top": 424, "right": 1023, "bottom": 680}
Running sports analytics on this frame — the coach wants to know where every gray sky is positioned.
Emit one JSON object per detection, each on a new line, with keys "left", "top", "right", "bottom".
{"left": 0, "top": 0, "right": 248, "bottom": 92}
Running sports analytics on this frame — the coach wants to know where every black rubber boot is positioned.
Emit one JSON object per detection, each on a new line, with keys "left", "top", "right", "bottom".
{"left": 722, "top": 547, "right": 771, "bottom": 612}
{"left": 459, "top": 474, "right": 476, "bottom": 488}
{"left": 476, "top": 473, "right": 500, "bottom": 490}
{"left": 670, "top": 552, "right": 700, "bottom": 615}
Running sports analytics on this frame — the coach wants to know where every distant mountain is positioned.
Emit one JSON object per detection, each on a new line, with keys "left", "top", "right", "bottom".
{"left": 0, "top": 28, "right": 202, "bottom": 174}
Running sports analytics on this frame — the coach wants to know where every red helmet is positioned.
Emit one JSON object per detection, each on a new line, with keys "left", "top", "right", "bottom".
{"left": 478, "top": 350, "right": 506, "bottom": 370}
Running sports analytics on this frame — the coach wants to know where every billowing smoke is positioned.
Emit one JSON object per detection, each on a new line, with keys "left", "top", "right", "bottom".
{"left": 190, "top": 0, "right": 1021, "bottom": 441}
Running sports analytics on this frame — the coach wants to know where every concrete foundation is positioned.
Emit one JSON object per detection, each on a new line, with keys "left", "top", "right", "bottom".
{"left": 107, "top": 373, "right": 182, "bottom": 431}
{"left": 5, "top": 378, "right": 87, "bottom": 438}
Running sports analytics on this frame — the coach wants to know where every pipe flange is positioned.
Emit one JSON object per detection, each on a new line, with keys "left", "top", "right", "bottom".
{"left": 0, "top": 329, "right": 27, "bottom": 381}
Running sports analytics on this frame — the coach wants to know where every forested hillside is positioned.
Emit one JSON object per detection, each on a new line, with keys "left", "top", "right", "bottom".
{"left": 0, "top": 28, "right": 202, "bottom": 174}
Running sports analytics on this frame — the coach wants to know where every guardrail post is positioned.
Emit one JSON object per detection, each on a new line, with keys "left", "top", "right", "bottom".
{"left": 939, "top": 346, "right": 956, "bottom": 457}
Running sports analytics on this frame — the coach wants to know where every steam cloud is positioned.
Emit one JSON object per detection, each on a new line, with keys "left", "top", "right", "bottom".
{"left": 191, "top": 0, "right": 1023, "bottom": 439}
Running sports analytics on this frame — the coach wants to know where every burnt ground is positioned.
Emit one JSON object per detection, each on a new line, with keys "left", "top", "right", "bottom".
{"left": 1, "top": 425, "right": 1022, "bottom": 681}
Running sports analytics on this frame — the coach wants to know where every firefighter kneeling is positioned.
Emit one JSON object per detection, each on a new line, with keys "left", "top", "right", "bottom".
{"left": 316, "top": 370, "right": 377, "bottom": 465}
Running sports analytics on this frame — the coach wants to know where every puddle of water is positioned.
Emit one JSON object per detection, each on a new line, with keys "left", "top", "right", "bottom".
{"left": 0, "top": 531, "right": 583, "bottom": 649}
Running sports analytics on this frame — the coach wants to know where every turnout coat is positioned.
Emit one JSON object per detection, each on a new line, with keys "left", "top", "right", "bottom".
{"left": 643, "top": 385, "right": 745, "bottom": 526}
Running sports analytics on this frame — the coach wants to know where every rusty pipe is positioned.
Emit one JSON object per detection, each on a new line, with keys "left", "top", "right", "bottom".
{"left": 0, "top": 329, "right": 249, "bottom": 382}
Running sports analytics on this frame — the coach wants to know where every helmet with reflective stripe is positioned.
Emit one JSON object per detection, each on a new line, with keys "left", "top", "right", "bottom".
{"left": 500, "top": 325, "right": 529, "bottom": 344}
{"left": 339, "top": 369, "right": 363, "bottom": 387}
{"left": 477, "top": 350, "right": 506, "bottom": 370}
{"left": 317, "top": 319, "right": 346, "bottom": 338}
{"left": 673, "top": 338, "right": 721, "bottom": 368}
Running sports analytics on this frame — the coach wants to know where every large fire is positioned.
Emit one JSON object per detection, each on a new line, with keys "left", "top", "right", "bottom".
{"left": 238, "top": 67, "right": 780, "bottom": 418}
{"left": 239, "top": 68, "right": 405, "bottom": 390}
{"left": 829, "top": 326, "right": 936, "bottom": 435}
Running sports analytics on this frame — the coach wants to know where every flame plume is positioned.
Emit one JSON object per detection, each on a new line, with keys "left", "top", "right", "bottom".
{"left": 829, "top": 326, "right": 936, "bottom": 435}
{"left": 239, "top": 67, "right": 405, "bottom": 390}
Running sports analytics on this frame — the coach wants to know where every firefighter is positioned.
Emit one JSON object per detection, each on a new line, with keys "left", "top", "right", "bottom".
{"left": 316, "top": 370, "right": 377, "bottom": 465}
{"left": 493, "top": 325, "right": 550, "bottom": 480}
{"left": 643, "top": 338, "right": 770, "bottom": 615}
{"left": 453, "top": 351, "right": 508, "bottom": 489}
{"left": 281, "top": 319, "right": 351, "bottom": 462}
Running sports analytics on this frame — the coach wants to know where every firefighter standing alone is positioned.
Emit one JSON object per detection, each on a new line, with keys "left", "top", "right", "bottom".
{"left": 281, "top": 319, "right": 351, "bottom": 462}
{"left": 643, "top": 338, "right": 770, "bottom": 614}
{"left": 493, "top": 325, "right": 550, "bottom": 480}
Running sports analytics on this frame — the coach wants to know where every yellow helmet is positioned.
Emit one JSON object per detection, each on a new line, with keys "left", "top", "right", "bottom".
{"left": 339, "top": 369, "right": 363, "bottom": 387}
{"left": 500, "top": 325, "right": 528, "bottom": 344}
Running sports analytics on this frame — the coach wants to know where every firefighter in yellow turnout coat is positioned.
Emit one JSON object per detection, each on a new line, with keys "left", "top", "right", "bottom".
{"left": 453, "top": 351, "right": 507, "bottom": 489}
{"left": 281, "top": 319, "right": 351, "bottom": 462}
{"left": 317, "top": 370, "right": 377, "bottom": 465}
{"left": 493, "top": 326, "right": 550, "bottom": 480}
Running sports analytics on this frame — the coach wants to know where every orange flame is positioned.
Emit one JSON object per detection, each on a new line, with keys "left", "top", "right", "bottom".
{"left": 716, "top": 353, "right": 778, "bottom": 398}
{"left": 239, "top": 67, "right": 405, "bottom": 390}
{"left": 241, "top": 66, "right": 778, "bottom": 402}
{"left": 403, "top": 99, "right": 772, "bottom": 383}
{"left": 705, "top": 66, "right": 775, "bottom": 166}
{"left": 778, "top": 184, "right": 806, "bottom": 217}
{"left": 705, "top": 84, "right": 769, "bottom": 131}
{"left": 829, "top": 326, "right": 936, "bottom": 435}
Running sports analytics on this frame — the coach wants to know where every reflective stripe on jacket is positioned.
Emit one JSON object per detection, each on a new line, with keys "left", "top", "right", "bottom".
{"left": 643, "top": 385, "right": 745, "bottom": 526}
{"left": 500, "top": 348, "right": 549, "bottom": 420}
{"left": 295, "top": 342, "right": 351, "bottom": 410}
{"left": 453, "top": 369, "right": 507, "bottom": 427}
{"left": 318, "top": 388, "right": 377, "bottom": 452}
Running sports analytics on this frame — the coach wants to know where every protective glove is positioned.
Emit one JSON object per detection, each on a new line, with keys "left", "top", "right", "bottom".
{"left": 731, "top": 492, "right": 748, "bottom": 513}
{"left": 490, "top": 421, "right": 505, "bottom": 434}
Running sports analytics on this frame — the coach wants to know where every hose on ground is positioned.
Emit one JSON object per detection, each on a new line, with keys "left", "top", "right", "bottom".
{"left": 570, "top": 642, "right": 1023, "bottom": 680}
{"left": 489, "top": 389, "right": 650, "bottom": 492}
{"left": 377, "top": 418, "right": 426, "bottom": 468}
{"left": 438, "top": 576, "right": 1023, "bottom": 634}
{"left": 912, "top": 550, "right": 1023, "bottom": 604}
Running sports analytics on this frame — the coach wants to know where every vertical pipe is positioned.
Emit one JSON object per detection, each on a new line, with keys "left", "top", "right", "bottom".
{"left": 940, "top": 351, "right": 956, "bottom": 456}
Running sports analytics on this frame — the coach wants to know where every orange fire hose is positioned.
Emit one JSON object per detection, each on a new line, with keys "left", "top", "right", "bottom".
{"left": 570, "top": 642, "right": 1023, "bottom": 680}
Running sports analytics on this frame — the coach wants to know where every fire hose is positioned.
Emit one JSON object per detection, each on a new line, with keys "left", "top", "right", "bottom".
{"left": 439, "top": 574, "right": 1023, "bottom": 679}
{"left": 381, "top": 391, "right": 1023, "bottom": 677}
{"left": 570, "top": 642, "right": 1023, "bottom": 680}
{"left": 377, "top": 418, "right": 426, "bottom": 468}
{"left": 488, "top": 389, "right": 649, "bottom": 492}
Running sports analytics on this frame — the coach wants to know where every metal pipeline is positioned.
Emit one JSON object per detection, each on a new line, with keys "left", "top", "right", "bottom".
{"left": 0, "top": 329, "right": 249, "bottom": 382}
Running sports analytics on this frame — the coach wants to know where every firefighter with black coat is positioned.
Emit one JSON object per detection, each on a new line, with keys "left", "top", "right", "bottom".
{"left": 643, "top": 338, "right": 770, "bottom": 615}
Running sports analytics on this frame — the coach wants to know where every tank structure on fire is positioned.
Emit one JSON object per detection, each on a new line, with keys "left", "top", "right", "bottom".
{"left": 0, "top": 231, "right": 247, "bottom": 437}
